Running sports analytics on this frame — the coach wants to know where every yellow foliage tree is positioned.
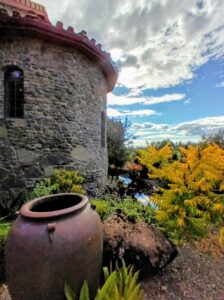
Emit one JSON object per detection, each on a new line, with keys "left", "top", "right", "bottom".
{"left": 137, "top": 144, "right": 224, "bottom": 243}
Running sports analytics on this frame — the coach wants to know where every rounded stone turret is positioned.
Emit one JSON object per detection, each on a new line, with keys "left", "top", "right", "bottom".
{"left": 0, "top": 0, "right": 118, "bottom": 208}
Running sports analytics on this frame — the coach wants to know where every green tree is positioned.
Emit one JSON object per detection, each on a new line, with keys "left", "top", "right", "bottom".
{"left": 201, "top": 130, "right": 224, "bottom": 148}
{"left": 107, "top": 117, "right": 133, "bottom": 168}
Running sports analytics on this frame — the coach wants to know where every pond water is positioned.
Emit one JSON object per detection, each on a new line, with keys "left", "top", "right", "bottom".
{"left": 118, "top": 176, "right": 132, "bottom": 185}
{"left": 118, "top": 176, "right": 157, "bottom": 209}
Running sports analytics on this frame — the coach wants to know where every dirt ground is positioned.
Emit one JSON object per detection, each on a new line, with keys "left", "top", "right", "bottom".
{"left": 142, "top": 244, "right": 224, "bottom": 300}
{"left": 1, "top": 244, "right": 224, "bottom": 300}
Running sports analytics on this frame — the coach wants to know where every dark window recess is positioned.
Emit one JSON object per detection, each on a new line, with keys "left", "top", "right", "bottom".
{"left": 4, "top": 68, "right": 24, "bottom": 118}
{"left": 101, "top": 111, "right": 106, "bottom": 148}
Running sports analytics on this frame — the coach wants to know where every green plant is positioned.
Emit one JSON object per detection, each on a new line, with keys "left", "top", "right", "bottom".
{"left": 107, "top": 117, "right": 133, "bottom": 168}
{"left": 0, "top": 222, "right": 11, "bottom": 283}
{"left": 51, "top": 169, "right": 85, "bottom": 193}
{"left": 115, "top": 199, "right": 155, "bottom": 224}
{"left": 92, "top": 197, "right": 155, "bottom": 225}
{"left": 29, "top": 169, "right": 85, "bottom": 199}
{"left": 64, "top": 259, "right": 143, "bottom": 300}
{"left": 91, "top": 199, "right": 114, "bottom": 221}
{"left": 29, "top": 181, "right": 58, "bottom": 199}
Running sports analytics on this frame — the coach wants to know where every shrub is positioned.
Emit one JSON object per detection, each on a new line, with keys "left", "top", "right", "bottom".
{"left": 91, "top": 199, "right": 114, "bottom": 221}
{"left": 0, "top": 223, "right": 11, "bottom": 283}
{"left": 115, "top": 199, "right": 155, "bottom": 224}
{"left": 50, "top": 169, "right": 85, "bottom": 193}
{"left": 29, "top": 169, "right": 85, "bottom": 199}
{"left": 29, "top": 181, "right": 58, "bottom": 199}
{"left": 64, "top": 259, "right": 143, "bottom": 300}
{"left": 92, "top": 197, "right": 155, "bottom": 225}
{"left": 137, "top": 144, "right": 224, "bottom": 244}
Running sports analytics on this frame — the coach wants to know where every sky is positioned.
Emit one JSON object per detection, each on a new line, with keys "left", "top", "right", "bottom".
{"left": 38, "top": 0, "right": 224, "bottom": 146}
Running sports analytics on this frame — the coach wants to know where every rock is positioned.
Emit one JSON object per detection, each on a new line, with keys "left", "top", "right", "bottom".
{"left": 24, "top": 165, "right": 44, "bottom": 178}
{"left": 103, "top": 213, "right": 178, "bottom": 277}
{"left": 0, "top": 284, "right": 11, "bottom": 300}
{"left": 71, "top": 145, "right": 92, "bottom": 162}
{"left": 47, "top": 154, "right": 73, "bottom": 166}
{"left": 16, "top": 149, "right": 38, "bottom": 165}
{"left": 0, "top": 127, "right": 7, "bottom": 139}
{"left": 43, "top": 166, "right": 54, "bottom": 177}
{"left": 0, "top": 167, "right": 10, "bottom": 179}
{"left": 1, "top": 175, "right": 25, "bottom": 189}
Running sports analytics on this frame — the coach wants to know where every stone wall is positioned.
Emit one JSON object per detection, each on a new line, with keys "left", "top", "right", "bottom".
{"left": 0, "top": 36, "right": 108, "bottom": 208}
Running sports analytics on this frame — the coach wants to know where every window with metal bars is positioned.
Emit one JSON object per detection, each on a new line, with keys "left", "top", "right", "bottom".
{"left": 4, "top": 67, "right": 24, "bottom": 118}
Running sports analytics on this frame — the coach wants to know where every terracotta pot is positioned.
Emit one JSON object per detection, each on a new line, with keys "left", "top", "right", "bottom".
{"left": 5, "top": 193, "right": 103, "bottom": 300}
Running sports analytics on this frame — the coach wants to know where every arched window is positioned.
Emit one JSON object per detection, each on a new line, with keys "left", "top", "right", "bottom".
{"left": 4, "top": 67, "right": 24, "bottom": 118}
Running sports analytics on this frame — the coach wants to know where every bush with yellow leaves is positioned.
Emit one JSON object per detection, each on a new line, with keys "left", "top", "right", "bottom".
{"left": 137, "top": 143, "right": 224, "bottom": 244}
{"left": 29, "top": 169, "right": 85, "bottom": 199}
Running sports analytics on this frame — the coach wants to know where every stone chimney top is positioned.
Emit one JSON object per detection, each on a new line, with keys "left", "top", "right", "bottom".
{"left": 0, "top": 0, "right": 49, "bottom": 21}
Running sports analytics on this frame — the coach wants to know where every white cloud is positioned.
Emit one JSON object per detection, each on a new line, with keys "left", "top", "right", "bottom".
{"left": 131, "top": 116, "right": 224, "bottom": 145}
{"left": 215, "top": 81, "right": 224, "bottom": 88}
{"left": 108, "top": 92, "right": 185, "bottom": 106}
{"left": 37, "top": 0, "right": 224, "bottom": 90}
{"left": 127, "top": 110, "right": 160, "bottom": 117}
{"left": 170, "top": 116, "right": 224, "bottom": 135}
{"left": 107, "top": 108, "right": 158, "bottom": 118}
{"left": 107, "top": 108, "right": 124, "bottom": 117}
{"left": 184, "top": 99, "right": 191, "bottom": 105}
{"left": 132, "top": 135, "right": 201, "bottom": 147}
{"left": 131, "top": 122, "right": 170, "bottom": 130}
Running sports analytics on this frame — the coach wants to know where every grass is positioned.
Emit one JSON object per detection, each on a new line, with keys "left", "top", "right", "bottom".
{"left": 0, "top": 223, "right": 11, "bottom": 237}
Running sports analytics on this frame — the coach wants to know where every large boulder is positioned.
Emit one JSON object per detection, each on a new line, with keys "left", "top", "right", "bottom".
{"left": 103, "top": 213, "right": 178, "bottom": 277}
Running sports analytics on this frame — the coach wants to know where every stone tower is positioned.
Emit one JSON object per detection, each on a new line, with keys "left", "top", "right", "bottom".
{"left": 0, "top": 0, "right": 118, "bottom": 210}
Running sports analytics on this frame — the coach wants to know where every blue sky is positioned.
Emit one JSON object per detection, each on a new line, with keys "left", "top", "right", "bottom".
{"left": 38, "top": 0, "right": 224, "bottom": 146}
{"left": 108, "top": 59, "right": 224, "bottom": 145}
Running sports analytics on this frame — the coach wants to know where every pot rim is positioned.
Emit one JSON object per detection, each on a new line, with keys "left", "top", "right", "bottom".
{"left": 20, "top": 193, "right": 89, "bottom": 219}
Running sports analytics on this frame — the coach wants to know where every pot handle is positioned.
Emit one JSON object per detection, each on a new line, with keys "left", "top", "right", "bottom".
{"left": 47, "top": 223, "right": 56, "bottom": 243}
{"left": 91, "top": 204, "right": 96, "bottom": 210}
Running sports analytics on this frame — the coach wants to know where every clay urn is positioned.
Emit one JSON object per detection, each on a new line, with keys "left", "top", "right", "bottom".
{"left": 5, "top": 193, "right": 103, "bottom": 300}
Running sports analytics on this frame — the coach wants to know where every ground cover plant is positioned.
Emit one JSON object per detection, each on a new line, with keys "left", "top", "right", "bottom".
{"left": 92, "top": 197, "right": 155, "bottom": 225}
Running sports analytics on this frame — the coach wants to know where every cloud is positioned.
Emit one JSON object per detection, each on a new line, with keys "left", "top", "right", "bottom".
{"left": 107, "top": 108, "right": 158, "bottom": 118}
{"left": 108, "top": 92, "right": 185, "bottom": 106}
{"left": 37, "top": 0, "right": 224, "bottom": 90}
{"left": 107, "top": 108, "right": 124, "bottom": 117}
{"left": 184, "top": 99, "right": 191, "bottom": 105}
{"left": 169, "top": 116, "right": 224, "bottom": 136}
{"left": 215, "top": 81, "right": 224, "bottom": 88}
{"left": 131, "top": 122, "right": 170, "bottom": 130}
{"left": 131, "top": 135, "right": 201, "bottom": 147}
{"left": 131, "top": 116, "right": 224, "bottom": 145}
{"left": 126, "top": 110, "right": 160, "bottom": 117}
{"left": 119, "top": 54, "right": 138, "bottom": 67}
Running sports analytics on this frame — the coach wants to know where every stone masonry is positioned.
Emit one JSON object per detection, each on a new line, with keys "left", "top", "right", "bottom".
{"left": 0, "top": 1, "right": 118, "bottom": 209}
